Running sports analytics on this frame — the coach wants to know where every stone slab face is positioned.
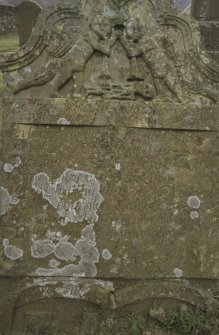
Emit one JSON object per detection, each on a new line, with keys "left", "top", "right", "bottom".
{"left": 0, "top": 0, "right": 219, "bottom": 334}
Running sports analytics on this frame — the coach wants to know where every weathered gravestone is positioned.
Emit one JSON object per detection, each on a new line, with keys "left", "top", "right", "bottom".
{"left": 0, "top": 0, "right": 219, "bottom": 334}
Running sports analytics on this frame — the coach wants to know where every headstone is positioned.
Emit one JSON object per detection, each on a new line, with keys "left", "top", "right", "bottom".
{"left": 16, "top": 1, "right": 41, "bottom": 45}
{"left": 0, "top": 5, "right": 17, "bottom": 35}
{"left": 192, "top": 0, "right": 219, "bottom": 62}
{"left": 0, "top": 0, "right": 218, "bottom": 334}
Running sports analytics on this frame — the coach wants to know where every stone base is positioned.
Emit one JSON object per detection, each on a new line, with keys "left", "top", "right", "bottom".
{"left": 0, "top": 276, "right": 218, "bottom": 334}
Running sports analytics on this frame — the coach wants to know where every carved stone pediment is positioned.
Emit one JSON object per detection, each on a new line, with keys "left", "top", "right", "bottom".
{"left": 0, "top": 0, "right": 218, "bottom": 103}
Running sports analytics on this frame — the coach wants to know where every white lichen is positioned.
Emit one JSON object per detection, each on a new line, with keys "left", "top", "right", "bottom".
{"left": 0, "top": 187, "right": 19, "bottom": 216}
{"left": 54, "top": 241, "right": 76, "bottom": 261}
{"left": 32, "top": 170, "right": 104, "bottom": 278}
{"left": 190, "top": 211, "right": 199, "bottom": 220}
{"left": 3, "top": 164, "right": 13, "bottom": 173}
{"left": 115, "top": 163, "right": 121, "bottom": 171}
{"left": 174, "top": 267, "right": 183, "bottom": 278}
{"left": 3, "top": 239, "right": 23, "bottom": 260}
{"left": 31, "top": 240, "right": 55, "bottom": 258}
{"left": 3, "top": 157, "right": 21, "bottom": 173}
{"left": 32, "top": 170, "right": 104, "bottom": 225}
{"left": 187, "top": 196, "right": 201, "bottom": 209}
{"left": 57, "top": 118, "right": 70, "bottom": 125}
{"left": 102, "top": 249, "right": 112, "bottom": 260}
{"left": 53, "top": 279, "right": 114, "bottom": 300}
{"left": 35, "top": 224, "right": 100, "bottom": 278}
{"left": 55, "top": 281, "right": 90, "bottom": 299}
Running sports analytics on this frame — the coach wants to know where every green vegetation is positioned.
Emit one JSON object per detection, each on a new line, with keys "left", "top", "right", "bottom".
{"left": 102, "top": 308, "right": 219, "bottom": 335}
{"left": 161, "top": 308, "right": 219, "bottom": 335}
{"left": 0, "top": 33, "right": 19, "bottom": 92}
{"left": 103, "top": 312, "right": 146, "bottom": 335}
{"left": 161, "top": 309, "right": 206, "bottom": 334}
{"left": 0, "top": 33, "right": 19, "bottom": 53}
{"left": 20, "top": 308, "right": 218, "bottom": 335}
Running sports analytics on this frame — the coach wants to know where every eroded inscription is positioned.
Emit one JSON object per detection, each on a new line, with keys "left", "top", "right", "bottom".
{"left": 31, "top": 170, "right": 105, "bottom": 277}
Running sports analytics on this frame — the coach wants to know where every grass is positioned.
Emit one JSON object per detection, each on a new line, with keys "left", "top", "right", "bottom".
{"left": 0, "top": 33, "right": 19, "bottom": 92}
{"left": 161, "top": 308, "right": 219, "bottom": 335}
{"left": 103, "top": 312, "right": 146, "bottom": 335}
{"left": 11, "top": 308, "right": 218, "bottom": 335}
{"left": 101, "top": 308, "right": 219, "bottom": 335}
{"left": 0, "top": 33, "right": 19, "bottom": 53}
{"left": 161, "top": 309, "right": 206, "bottom": 334}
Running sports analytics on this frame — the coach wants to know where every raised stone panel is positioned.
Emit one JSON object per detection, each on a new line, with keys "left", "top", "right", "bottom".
{"left": 1, "top": 101, "right": 218, "bottom": 280}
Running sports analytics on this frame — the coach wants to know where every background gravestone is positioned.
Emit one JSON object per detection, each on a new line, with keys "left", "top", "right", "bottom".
{"left": 0, "top": 0, "right": 59, "bottom": 44}
{"left": 0, "top": 0, "right": 218, "bottom": 334}
{"left": 0, "top": 5, "right": 17, "bottom": 35}
{"left": 16, "top": 1, "right": 42, "bottom": 45}
{"left": 191, "top": 0, "right": 219, "bottom": 62}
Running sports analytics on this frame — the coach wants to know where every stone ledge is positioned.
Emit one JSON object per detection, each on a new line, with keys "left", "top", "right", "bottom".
{"left": 1, "top": 98, "right": 219, "bottom": 131}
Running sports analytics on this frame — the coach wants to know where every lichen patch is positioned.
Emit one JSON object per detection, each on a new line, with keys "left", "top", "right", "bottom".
{"left": 3, "top": 157, "right": 21, "bottom": 173}
{"left": 55, "top": 280, "right": 91, "bottom": 299}
{"left": 32, "top": 170, "right": 104, "bottom": 225}
{"left": 31, "top": 239, "right": 55, "bottom": 258}
{"left": 102, "top": 249, "right": 112, "bottom": 260}
{"left": 3, "top": 239, "right": 23, "bottom": 260}
{"left": 190, "top": 211, "right": 199, "bottom": 220}
{"left": 187, "top": 196, "right": 201, "bottom": 209}
{"left": 174, "top": 267, "right": 183, "bottom": 278}
{"left": 0, "top": 187, "right": 19, "bottom": 216}
{"left": 35, "top": 224, "right": 100, "bottom": 278}
{"left": 57, "top": 118, "right": 70, "bottom": 125}
{"left": 115, "top": 163, "right": 121, "bottom": 171}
